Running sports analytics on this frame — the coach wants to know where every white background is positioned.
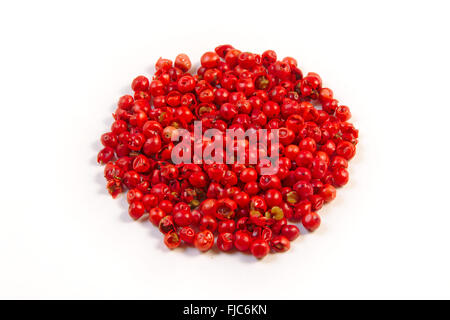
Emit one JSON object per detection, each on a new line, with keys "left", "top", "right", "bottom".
{"left": 0, "top": 0, "right": 449, "bottom": 299}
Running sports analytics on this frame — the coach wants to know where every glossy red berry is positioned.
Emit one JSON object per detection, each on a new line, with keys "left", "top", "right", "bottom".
{"left": 234, "top": 230, "right": 251, "bottom": 252}
{"left": 189, "top": 171, "right": 209, "bottom": 188}
{"left": 159, "top": 215, "right": 175, "bottom": 234}
{"left": 281, "top": 225, "right": 300, "bottom": 241}
{"left": 149, "top": 208, "right": 165, "bottom": 226}
{"left": 217, "top": 232, "right": 234, "bottom": 252}
{"left": 271, "top": 236, "right": 290, "bottom": 252}
{"left": 118, "top": 95, "right": 134, "bottom": 110}
{"left": 194, "top": 230, "right": 215, "bottom": 252}
{"left": 159, "top": 200, "right": 174, "bottom": 214}
{"left": 302, "top": 212, "right": 321, "bottom": 232}
{"left": 201, "top": 52, "right": 220, "bottom": 68}
{"left": 143, "top": 134, "right": 162, "bottom": 155}
{"left": 215, "top": 198, "right": 237, "bottom": 220}
{"left": 132, "top": 154, "right": 151, "bottom": 173}
{"left": 143, "top": 194, "right": 158, "bottom": 211}
{"left": 336, "top": 141, "right": 356, "bottom": 160}
{"left": 131, "top": 75, "right": 149, "bottom": 92}
{"left": 333, "top": 168, "right": 350, "bottom": 187}
{"left": 106, "top": 179, "right": 122, "bottom": 198}
{"left": 180, "top": 226, "right": 195, "bottom": 245}
{"left": 250, "top": 239, "right": 270, "bottom": 259}
{"left": 201, "top": 199, "right": 218, "bottom": 216}
{"left": 129, "top": 201, "right": 145, "bottom": 220}
{"left": 97, "top": 147, "right": 114, "bottom": 164}
{"left": 240, "top": 168, "right": 258, "bottom": 183}
{"left": 178, "top": 75, "right": 196, "bottom": 93}
{"left": 126, "top": 189, "right": 143, "bottom": 204}
{"left": 101, "top": 132, "right": 118, "bottom": 148}
{"left": 233, "top": 191, "right": 250, "bottom": 208}
{"left": 320, "top": 184, "right": 337, "bottom": 203}
{"left": 174, "top": 53, "right": 192, "bottom": 72}
{"left": 199, "top": 215, "right": 218, "bottom": 232}
{"left": 173, "top": 209, "right": 192, "bottom": 227}
{"left": 335, "top": 105, "right": 351, "bottom": 121}
{"left": 265, "top": 189, "right": 283, "bottom": 207}
{"left": 164, "top": 231, "right": 181, "bottom": 249}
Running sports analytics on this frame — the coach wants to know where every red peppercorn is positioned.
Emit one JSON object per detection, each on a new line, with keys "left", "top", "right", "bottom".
{"left": 118, "top": 95, "right": 134, "bottom": 110}
{"left": 336, "top": 141, "right": 356, "bottom": 160}
{"left": 281, "top": 225, "right": 300, "bottom": 241}
{"left": 129, "top": 201, "right": 145, "bottom": 220}
{"left": 243, "top": 181, "right": 259, "bottom": 196}
{"left": 131, "top": 75, "right": 150, "bottom": 92}
{"left": 180, "top": 226, "right": 195, "bottom": 245}
{"left": 330, "top": 156, "right": 348, "bottom": 171}
{"left": 201, "top": 52, "right": 220, "bottom": 68}
{"left": 250, "top": 239, "right": 270, "bottom": 259}
{"left": 194, "top": 230, "right": 215, "bottom": 252}
{"left": 233, "top": 191, "right": 250, "bottom": 208}
{"left": 332, "top": 168, "right": 350, "bottom": 187}
{"left": 234, "top": 230, "right": 251, "bottom": 252}
{"left": 309, "top": 194, "right": 324, "bottom": 211}
{"left": 200, "top": 198, "right": 217, "bottom": 216}
{"left": 295, "top": 150, "right": 314, "bottom": 167}
{"left": 189, "top": 171, "right": 209, "bottom": 188}
{"left": 164, "top": 231, "right": 181, "bottom": 249}
{"left": 101, "top": 132, "right": 118, "bottom": 149}
{"left": 143, "top": 134, "right": 162, "bottom": 155}
{"left": 174, "top": 53, "right": 192, "bottom": 72}
{"left": 173, "top": 209, "right": 192, "bottom": 227}
{"left": 97, "top": 147, "right": 115, "bottom": 164}
{"left": 271, "top": 236, "right": 290, "bottom": 252}
{"left": 155, "top": 58, "right": 172, "bottom": 71}
{"left": 159, "top": 215, "right": 175, "bottom": 234}
{"left": 132, "top": 154, "right": 151, "bottom": 173}
{"left": 265, "top": 189, "right": 283, "bottom": 207}
{"left": 199, "top": 215, "right": 218, "bottom": 232}
{"left": 217, "top": 232, "right": 234, "bottom": 252}
{"left": 240, "top": 167, "right": 258, "bottom": 183}
{"left": 215, "top": 198, "right": 237, "bottom": 220}
{"left": 335, "top": 105, "right": 351, "bottom": 121}
{"left": 158, "top": 200, "right": 173, "bottom": 214}
{"left": 147, "top": 208, "right": 164, "bottom": 226}
{"left": 143, "top": 194, "right": 158, "bottom": 211}
{"left": 299, "top": 137, "right": 317, "bottom": 153}
{"left": 126, "top": 189, "right": 143, "bottom": 204}
{"left": 302, "top": 212, "right": 321, "bottom": 232}
{"left": 320, "top": 184, "right": 337, "bottom": 203}
{"left": 106, "top": 179, "right": 122, "bottom": 198}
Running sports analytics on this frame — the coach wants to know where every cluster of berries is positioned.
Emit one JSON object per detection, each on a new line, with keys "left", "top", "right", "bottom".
{"left": 97, "top": 45, "right": 358, "bottom": 259}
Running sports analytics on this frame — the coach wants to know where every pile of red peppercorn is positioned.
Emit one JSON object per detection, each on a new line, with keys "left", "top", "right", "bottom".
{"left": 97, "top": 45, "right": 358, "bottom": 259}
